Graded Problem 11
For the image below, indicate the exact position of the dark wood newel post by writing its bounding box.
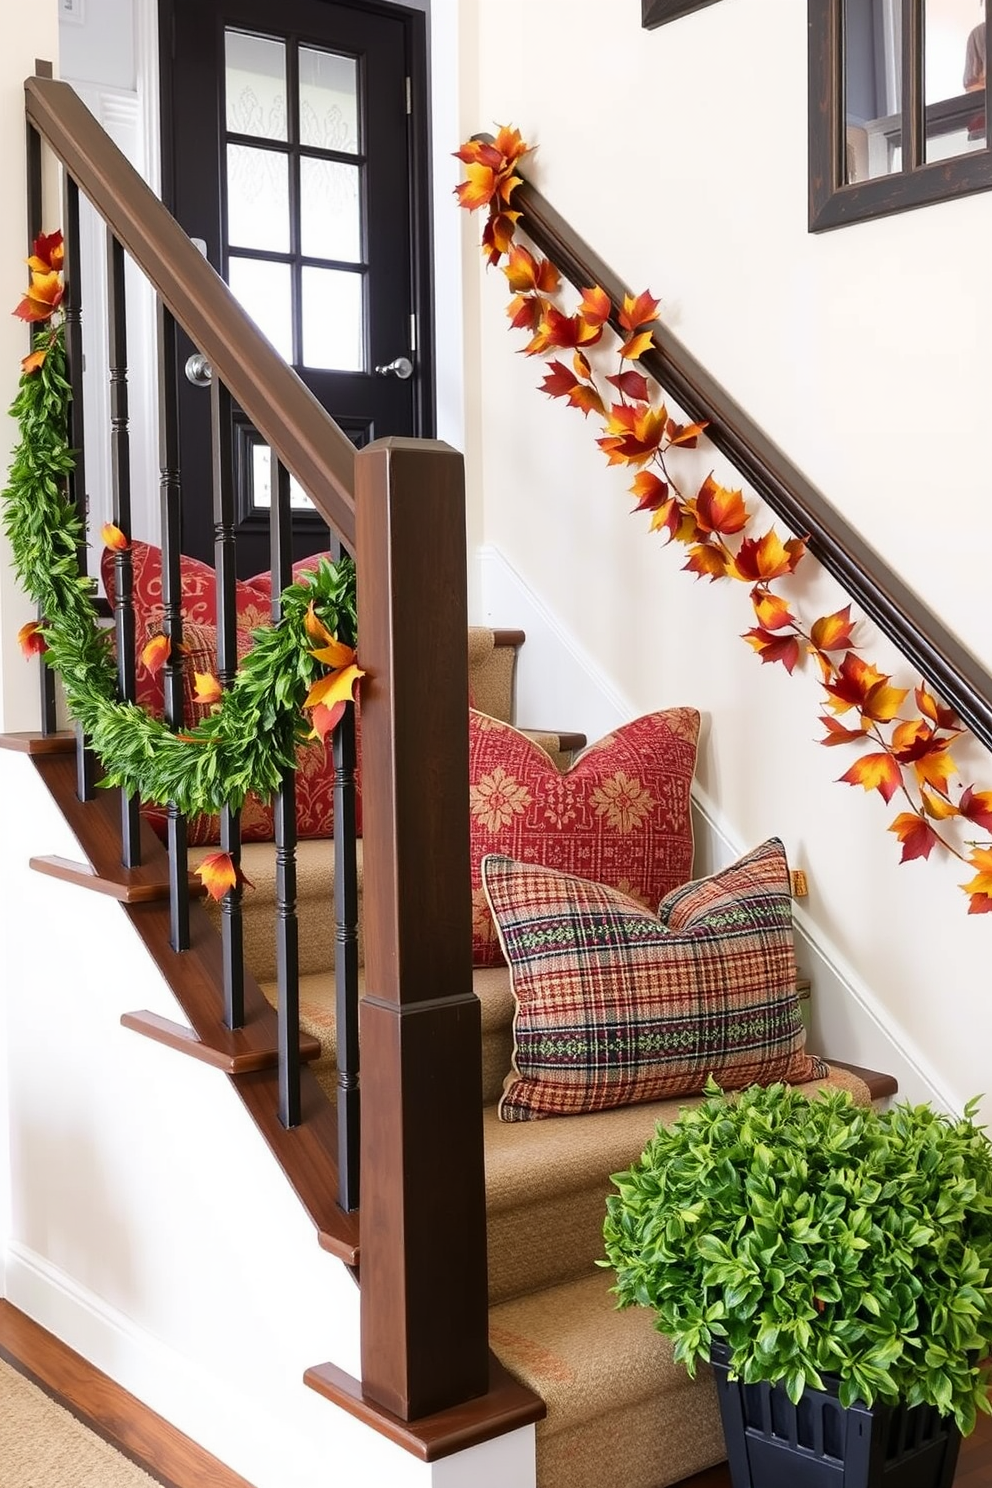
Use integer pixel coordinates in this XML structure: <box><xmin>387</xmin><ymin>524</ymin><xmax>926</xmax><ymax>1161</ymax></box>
<box><xmin>355</xmin><ymin>438</ymin><xmax>490</xmax><ymax>1422</ymax></box>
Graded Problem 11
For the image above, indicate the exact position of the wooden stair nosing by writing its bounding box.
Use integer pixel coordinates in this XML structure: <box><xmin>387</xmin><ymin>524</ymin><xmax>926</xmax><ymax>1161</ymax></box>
<box><xmin>827</xmin><ymin>1059</ymin><xmax>898</xmax><ymax>1101</ymax></box>
<box><xmin>0</xmin><ymin>730</ymin><xmax>76</xmax><ymax>755</ymax></box>
<box><xmin>27</xmin><ymin>751</ymin><xmax>358</xmax><ymax>1264</ymax></box>
<box><xmin>489</xmin><ymin>628</ymin><xmax>526</xmax><ymax>648</ymax></box>
<box><xmin>303</xmin><ymin>1351</ymin><xmax>545</xmax><ymax>1463</ymax></box>
<box><xmin>120</xmin><ymin>1009</ymin><xmax>320</xmax><ymax>1074</ymax></box>
<box><xmin>30</xmin><ymin>852</ymin><xmax>173</xmax><ymax>903</ymax></box>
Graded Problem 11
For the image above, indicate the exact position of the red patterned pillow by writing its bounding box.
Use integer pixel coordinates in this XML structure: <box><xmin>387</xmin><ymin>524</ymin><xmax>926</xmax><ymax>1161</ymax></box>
<box><xmin>137</xmin><ymin>619</ymin><xmax>360</xmax><ymax>845</ymax></box>
<box><xmin>468</xmin><ymin>708</ymin><xmax>699</xmax><ymax>966</ymax></box>
<box><xmin>483</xmin><ymin>838</ymin><xmax>827</xmax><ymax>1121</ymax></box>
<box><xmin>101</xmin><ymin>541</ymin><xmax>271</xmax><ymax>720</ymax></box>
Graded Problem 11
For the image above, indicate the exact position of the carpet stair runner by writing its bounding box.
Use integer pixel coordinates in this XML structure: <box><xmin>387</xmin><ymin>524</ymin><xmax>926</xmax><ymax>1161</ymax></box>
<box><xmin>190</xmin><ymin>626</ymin><xmax>875</xmax><ymax>1488</ymax></box>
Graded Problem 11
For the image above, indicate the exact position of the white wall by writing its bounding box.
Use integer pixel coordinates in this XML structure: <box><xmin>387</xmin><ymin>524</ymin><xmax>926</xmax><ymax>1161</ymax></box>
<box><xmin>464</xmin><ymin>0</ymin><xmax>992</xmax><ymax>1123</ymax></box>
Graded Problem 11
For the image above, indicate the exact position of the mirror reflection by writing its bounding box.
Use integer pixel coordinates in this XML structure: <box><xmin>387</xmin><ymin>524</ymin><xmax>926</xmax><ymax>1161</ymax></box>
<box><xmin>844</xmin><ymin>0</ymin><xmax>987</xmax><ymax>181</ymax></box>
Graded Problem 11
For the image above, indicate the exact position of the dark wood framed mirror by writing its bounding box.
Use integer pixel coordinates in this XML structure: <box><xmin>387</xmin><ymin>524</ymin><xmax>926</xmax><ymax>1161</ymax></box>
<box><xmin>809</xmin><ymin>0</ymin><xmax>992</xmax><ymax>230</ymax></box>
<box><xmin>642</xmin><ymin>0</ymin><xmax>722</xmax><ymax>28</ymax></box>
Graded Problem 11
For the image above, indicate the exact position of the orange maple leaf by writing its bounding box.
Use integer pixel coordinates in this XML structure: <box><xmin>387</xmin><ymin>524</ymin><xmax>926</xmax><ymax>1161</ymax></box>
<box><xmin>665</xmin><ymin>418</ymin><xmax>708</xmax><ymax>448</ymax></box>
<box><xmin>823</xmin><ymin>653</ymin><xmax>908</xmax><ymax>723</ymax></box>
<box><xmin>579</xmin><ymin>286</ymin><xmax>611</xmax><ymax>328</ymax></box>
<box><xmin>915</xmin><ymin>684</ymin><xmax>959</xmax><ymax>732</ymax></box>
<box><xmin>526</xmin><ymin>306</ymin><xmax>603</xmax><ymax>356</ymax></box>
<box><xmin>727</xmin><ymin>530</ymin><xmax>806</xmax><ymax>584</ymax></box>
<box><xmin>961</xmin><ymin>847</ymin><xmax>992</xmax><ymax>914</ymax></box>
<box><xmin>838</xmin><ymin>751</ymin><xmax>903</xmax><ymax>804</ymax></box>
<box><xmin>619</xmin><ymin>329</ymin><xmax>655</xmax><ymax>363</ymax></box>
<box><xmin>567</xmin><ymin>384</ymin><xmax>605</xmax><ymax>418</ymax></box>
<box><xmin>193</xmin><ymin>672</ymin><xmax>223</xmax><ymax>706</ymax></box>
<box><xmin>13</xmin><ymin>269</ymin><xmax>64</xmax><ymax>323</ymax></box>
<box><xmin>194</xmin><ymin>851</ymin><xmax>238</xmax><ymax>902</ymax></box>
<box><xmin>959</xmin><ymin>786</ymin><xmax>992</xmax><ymax>832</ymax></box>
<box><xmin>141</xmin><ymin>633</ymin><xmax>171</xmax><ymax>677</ymax></box>
<box><xmin>750</xmin><ymin>587</ymin><xmax>795</xmax><ymax>632</ymax></box>
<box><xmin>504</xmin><ymin>244</ymin><xmax>559</xmax><ymax>295</ymax></box>
<box><xmin>304</xmin><ymin>662</ymin><xmax>365</xmax><ymax>712</ymax></box>
<box><xmin>920</xmin><ymin>786</ymin><xmax>960</xmax><ymax>821</ymax></box>
<box><xmin>482</xmin><ymin>208</ymin><xmax>521</xmax><ymax>265</ymax></box>
<box><xmin>26</xmin><ymin>230</ymin><xmax>64</xmax><ymax>274</ymax></box>
<box><xmin>743</xmin><ymin>628</ymin><xmax>800</xmax><ymax>673</ymax></box>
<box><xmin>308</xmin><ymin>700</ymin><xmax>347</xmax><ymax>742</ymax></box>
<box><xmin>101</xmin><ymin>522</ymin><xmax>129</xmax><ymax>552</ymax></box>
<box><xmin>891</xmin><ymin>719</ymin><xmax>958</xmax><ymax>795</ymax></box>
<box><xmin>691</xmin><ymin>474</ymin><xmax>748</xmax><ymax>537</ymax></box>
<box><xmin>596</xmin><ymin>402</ymin><xmax>666</xmax><ymax>467</ymax></box>
<box><xmin>17</xmin><ymin>620</ymin><xmax>47</xmax><ymax>657</ymax></box>
<box><xmin>21</xmin><ymin>346</ymin><xmax>48</xmax><ymax>375</ymax></box>
<box><xmin>888</xmin><ymin>813</ymin><xmax>940</xmax><ymax>863</ymax></box>
<box><xmin>684</xmin><ymin>543</ymin><xmax>729</xmax><ymax>582</ymax></box>
<box><xmin>818</xmin><ymin>715</ymin><xmax>869</xmax><ymax>747</ymax></box>
<box><xmin>619</xmin><ymin>290</ymin><xmax>660</xmax><ymax>332</ymax></box>
<box><xmin>810</xmin><ymin>606</ymin><xmax>855</xmax><ymax>655</ymax></box>
<box><xmin>507</xmin><ymin>294</ymin><xmax>542</xmax><ymax>332</ymax></box>
<box><xmin>630</xmin><ymin>472</ymin><xmax>670</xmax><ymax>513</ymax></box>
<box><xmin>606</xmin><ymin>369</ymin><xmax>649</xmax><ymax>402</ymax></box>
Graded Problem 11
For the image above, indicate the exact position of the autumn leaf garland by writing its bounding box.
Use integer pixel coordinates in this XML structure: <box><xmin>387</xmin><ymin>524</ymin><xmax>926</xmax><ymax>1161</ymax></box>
<box><xmin>456</xmin><ymin>129</ymin><xmax>992</xmax><ymax>915</ymax></box>
<box><xmin>5</xmin><ymin>231</ymin><xmax>363</xmax><ymax>897</ymax></box>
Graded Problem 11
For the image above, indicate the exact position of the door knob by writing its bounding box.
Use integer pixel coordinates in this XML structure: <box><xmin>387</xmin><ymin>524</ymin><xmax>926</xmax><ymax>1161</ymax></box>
<box><xmin>184</xmin><ymin>353</ymin><xmax>213</xmax><ymax>387</ymax></box>
<box><xmin>374</xmin><ymin>355</ymin><xmax>414</xmax><ymax>380</ymax></box>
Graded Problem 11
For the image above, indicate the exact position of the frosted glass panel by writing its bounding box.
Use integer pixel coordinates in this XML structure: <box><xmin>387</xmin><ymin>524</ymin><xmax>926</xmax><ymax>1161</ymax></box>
<box><xmin>252</xmin><ymin>445</ymin><xmax>314</xmax><ymax>510</ymax></box>
<box><xmin>227</xmin><ymin>144</ymin><xmax>289</xmax><ymax>252</ymax></box>
<box><xmin>228</xmin><ymin>257</ymin><xmax>293</xmax><ymax>363</ymax></box>
<box><xmin>225</xmin><ymin>31</ymin><xmax>287</xmax><ymax>141</ymax></box>
<box><xmin>300</xmin><ymin>158</ymin><xmax>361</xmax><ymax>262</ymax></box>
<box><xmin>299</xmin><ymin>47</ymin><xmax>359</xmax><ymax>153</ymax></box>
<box><xmin>302</xmin><ymin>267</ymin><xmax>363</xmax><ymax>370</ymax></box>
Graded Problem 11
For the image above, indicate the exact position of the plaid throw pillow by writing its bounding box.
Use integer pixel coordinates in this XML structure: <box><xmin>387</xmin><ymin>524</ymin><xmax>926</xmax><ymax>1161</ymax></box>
<box><xmin>469</xmin><ymin>708</ymin><xmax>699</xmax><ymax>966</ymax></box>
<box><xmin>483</xmin><ymin>838</ymin><xmax>827</xmax><ymax>1122</ymax></box>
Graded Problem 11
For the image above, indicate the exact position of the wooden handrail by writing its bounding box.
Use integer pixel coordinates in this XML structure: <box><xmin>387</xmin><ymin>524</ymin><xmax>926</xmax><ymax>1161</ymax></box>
<box><xmin>505</xmin><ymin>163</ymin><xmax>992</xmax><ymax>755</ymax></box>
<box><xmin>25</xmin><ymin>74</ymin><xmax>356</xmax><ymax>545</ymax></box>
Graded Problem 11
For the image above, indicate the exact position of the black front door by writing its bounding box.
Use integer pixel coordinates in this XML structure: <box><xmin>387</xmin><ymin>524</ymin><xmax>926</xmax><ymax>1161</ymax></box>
<box><xmin>160</xmin><ymin>0</ymin><xmax>433</xmax><ymax>574</ymax></box>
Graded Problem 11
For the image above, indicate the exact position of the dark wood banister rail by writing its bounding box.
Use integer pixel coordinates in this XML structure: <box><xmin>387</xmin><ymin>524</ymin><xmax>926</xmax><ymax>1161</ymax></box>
<box><xmin>25</xmin><ymin>75</ymin><xmax>357</xmax><ymax>543</ymax></box>
<box><xmin>506</xmin><ymin>162</ymin><xmax>992</xmax><ymax>756</ymax></box>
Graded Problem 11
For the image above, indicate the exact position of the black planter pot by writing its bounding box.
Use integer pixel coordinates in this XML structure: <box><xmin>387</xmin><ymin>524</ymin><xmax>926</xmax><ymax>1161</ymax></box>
<box><xmin>710</xmin><ymin>1343</ymin><xmax>962</xmax><ymax>1488</ymax></box>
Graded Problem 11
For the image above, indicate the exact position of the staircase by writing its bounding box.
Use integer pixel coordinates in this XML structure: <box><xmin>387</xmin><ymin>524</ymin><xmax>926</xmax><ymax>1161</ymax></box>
<box><xmin>185</xmin><ymin>627</ymin><xmax>880</xmax><ymax>1488</ymax></box>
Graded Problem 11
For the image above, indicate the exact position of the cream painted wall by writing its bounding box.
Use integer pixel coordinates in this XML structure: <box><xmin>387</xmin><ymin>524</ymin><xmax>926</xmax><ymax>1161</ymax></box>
<box><xmin>465</xmin><ymin>0</ymin><xmax>992</xmax><ymax>1121</ymax></box>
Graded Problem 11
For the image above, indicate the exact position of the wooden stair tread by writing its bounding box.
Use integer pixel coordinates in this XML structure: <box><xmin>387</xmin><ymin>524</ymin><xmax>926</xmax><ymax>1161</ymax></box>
<box><xmin>0</xmin><ymin>730</ymin><xmax>76</xmax><ymax>755</ymax></box>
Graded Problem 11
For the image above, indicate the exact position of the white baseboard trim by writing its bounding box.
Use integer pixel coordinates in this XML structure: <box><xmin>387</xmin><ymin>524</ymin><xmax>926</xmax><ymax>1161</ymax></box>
<box><xmin>2</xmin><ymin>1242</ymin><xmax>345</xmax><ymax>1488</ymax></box>
<box><xmin>475</xmin><ymin>543</ymin><xmax>957</xmax><ymax>1116</ymax></box>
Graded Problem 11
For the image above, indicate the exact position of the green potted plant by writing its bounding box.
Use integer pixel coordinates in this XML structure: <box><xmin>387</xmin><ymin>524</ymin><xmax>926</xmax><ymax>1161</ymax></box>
<box><xmin>603</xmin><ymin>1080</ymin><xmax>992</xmax><ymax>1488</ymax></box>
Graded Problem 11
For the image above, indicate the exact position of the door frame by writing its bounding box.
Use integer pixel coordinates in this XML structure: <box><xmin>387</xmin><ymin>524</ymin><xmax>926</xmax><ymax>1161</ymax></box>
<box><xmin>156</xmin><ymin>0</ymin><xmax>437</xmax><ymax>446</ymax></box>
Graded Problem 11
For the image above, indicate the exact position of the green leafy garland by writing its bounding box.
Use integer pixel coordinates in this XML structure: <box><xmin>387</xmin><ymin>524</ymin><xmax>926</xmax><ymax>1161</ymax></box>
<box><xmin>4</xmin><ymin>318</ymin><xmax>357</xmax><ymax>819</ymax></box>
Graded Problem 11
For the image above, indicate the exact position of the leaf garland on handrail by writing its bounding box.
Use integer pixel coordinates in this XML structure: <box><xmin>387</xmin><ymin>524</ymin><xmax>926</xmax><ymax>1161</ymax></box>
<box><xmin>4</xmin><ymin>232</ymin><xmax>362</xmax><ymax>871</ymax></box>
<box><xmin>456</xmin><ymin>128</ymin><xmax>992</xmax><ymax>915</ymax></box>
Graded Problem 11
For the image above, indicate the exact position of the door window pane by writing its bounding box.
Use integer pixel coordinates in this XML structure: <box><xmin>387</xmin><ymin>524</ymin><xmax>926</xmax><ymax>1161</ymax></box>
<box><xmin>299</xmin><ymin>47</ymin><xmax>359</xmax><ymax>153</ymax></box>
<box><xmin>302</xmin><ymin>266</ymin><xmax>364</xmax><ymax>370</ymax></box>
<box><xmin>300</xmin><ymin>158</ymin><xmax>362</xmax><ymax>262</ymax></box>
<box><xmin>226</xmin><ymin>144</ymin><xmax>290</xmax><ymax>253</ymax></box>
<box><xmin>251</xmin><ymin>444</ymin><xmax>314</xmax><ymax>510</ymax></box>
<box><xmin>925</xmin><ymin>0</ymin><xmax>986</xmax><ymax>161</ymax></box>
<box><xmin>229</xmin><ymin>257</ymin><xmax>293</xmax><ymax>363</ymax></box>
<box><xmin>225</xmin><ymin>31</ymin><xmax>288</xmax><ymax>141</ymax></box>
<box><xmin>845</xmin><ymin>0</ymin><xmax>903</xmax><ymax>181</ymax></box>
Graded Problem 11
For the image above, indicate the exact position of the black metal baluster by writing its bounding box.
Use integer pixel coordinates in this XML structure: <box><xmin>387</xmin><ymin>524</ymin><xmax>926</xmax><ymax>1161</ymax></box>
<box><xmin>211</xmin><ymin>378</ymin><xmax>244</xmax><ymax>1029</ymax></box>
<box><xmin>107</xmin><ymin>232</ymin><xmax>140</xmax><ymax>867</ymax></box>
<box><xmin>271</xmin><ymin>455</ymin><xmax>300</xmax><ymax>1127</ymax></box>
<box><xmin>158</xmin><ymin>306</ymin><xmax>189</xmax><ymax>952</ymax></box>
<box><xmin>62</xmin><ymin>175</ymin><xmax>95</xmax><ymax>800</ymax></box>
<box><xmin>25</xmin><ymin>114</ymin><xmax>57</xmax><ymax>736</ymax></box>
<box><xmin>334</xmin><ymin>702</ymin><xmax>360</xmax><ymax>1210</ymax></box>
